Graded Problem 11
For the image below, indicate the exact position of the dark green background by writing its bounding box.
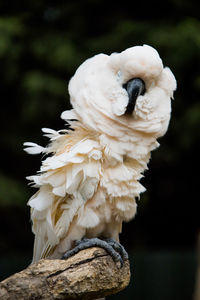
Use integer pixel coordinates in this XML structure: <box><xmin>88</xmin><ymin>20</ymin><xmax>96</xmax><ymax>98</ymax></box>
<box><xmin>0</xmin><ymin>1</ymin><xmax>199</xmax><ymax>299</ymax></box>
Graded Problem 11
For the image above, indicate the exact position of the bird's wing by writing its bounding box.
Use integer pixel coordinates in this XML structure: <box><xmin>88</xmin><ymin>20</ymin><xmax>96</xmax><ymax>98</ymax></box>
<box><xmin>25</xmin><ymin>123</ymin><xmax>102</xmax><ymax>262</ymax></box>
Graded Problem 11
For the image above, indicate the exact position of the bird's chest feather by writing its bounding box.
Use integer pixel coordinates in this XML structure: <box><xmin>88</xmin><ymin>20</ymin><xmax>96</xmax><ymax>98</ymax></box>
<box><xmin>99</xmin><ymin>134</ymin><xmax>148</xmax><ymax>199</ymax></box>
<box><xmin>87</xmin><ymin>136</ymin><xmax>148</xmax><ymax>226</ymax></box>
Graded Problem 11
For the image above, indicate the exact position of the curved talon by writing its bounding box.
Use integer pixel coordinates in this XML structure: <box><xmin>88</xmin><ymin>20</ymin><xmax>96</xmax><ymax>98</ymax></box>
<box><xmin>62</xmin><ymin>237</ymin><xmax>127</xmax><ymax>267</ymax></box>
<box><xmin>104</xmin><ymin>238</ymin><xmax>129</xmax><ymax>260</ymax></box>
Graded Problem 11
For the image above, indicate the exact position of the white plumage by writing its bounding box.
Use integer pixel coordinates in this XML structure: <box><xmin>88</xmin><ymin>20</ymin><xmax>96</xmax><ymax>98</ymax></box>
<box><xmin>24</xmin><ymin>45</ymin><xmax>176</xmax><ymax>263</ymax></box>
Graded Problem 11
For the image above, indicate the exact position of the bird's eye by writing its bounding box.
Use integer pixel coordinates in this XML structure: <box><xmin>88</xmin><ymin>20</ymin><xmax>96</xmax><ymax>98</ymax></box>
<box><xmin>123</xmin><ymin>78</ymin><xmax>145</xmax><ymax>114</ymax></box>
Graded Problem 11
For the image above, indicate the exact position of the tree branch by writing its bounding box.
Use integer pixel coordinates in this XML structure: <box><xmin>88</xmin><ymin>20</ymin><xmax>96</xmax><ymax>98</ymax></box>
<box><xmin>0</xmin><ymin>247</ymin><xmax>130</xmax><ymax>300</ymax></box>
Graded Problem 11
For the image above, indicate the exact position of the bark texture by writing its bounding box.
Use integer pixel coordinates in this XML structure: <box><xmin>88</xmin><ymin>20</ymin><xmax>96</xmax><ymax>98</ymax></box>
<box><xmin>0</xmin><ymin>247</ymin><xmax>131</xmax><ymax>300</ymax></box>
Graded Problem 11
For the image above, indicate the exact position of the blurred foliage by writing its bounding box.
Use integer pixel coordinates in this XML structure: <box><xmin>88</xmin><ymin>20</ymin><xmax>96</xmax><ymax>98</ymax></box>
<box><xmin>0</xmin><ymin>0</ymin><xmax>199</xmax><ymax>249</ymax></box>
<box><xmin>0</xmin><ymin>172</ymin><xmax>29</xmax><ymax>207</ymax></box>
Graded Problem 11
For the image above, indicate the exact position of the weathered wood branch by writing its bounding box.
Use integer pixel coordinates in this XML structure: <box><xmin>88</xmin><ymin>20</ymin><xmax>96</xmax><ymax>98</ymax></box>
<box><xmin>0</xmin><ymin>247</ymin><xmax>131</xmax><ymax>300</ymax></box>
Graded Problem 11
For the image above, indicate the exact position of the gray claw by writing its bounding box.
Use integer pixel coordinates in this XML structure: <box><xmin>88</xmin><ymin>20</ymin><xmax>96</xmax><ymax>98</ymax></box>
<box><xmin>62</xmin><ymin>237</ymin><xmax>127</xmax><ymax>268</ymax></box>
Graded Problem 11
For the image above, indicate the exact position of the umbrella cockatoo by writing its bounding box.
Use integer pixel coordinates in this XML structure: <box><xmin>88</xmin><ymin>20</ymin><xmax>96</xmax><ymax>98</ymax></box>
<box><xmin>24</xmin><ymin>45</ymin><xmax>176</xmax><ymax>264</ymax></box>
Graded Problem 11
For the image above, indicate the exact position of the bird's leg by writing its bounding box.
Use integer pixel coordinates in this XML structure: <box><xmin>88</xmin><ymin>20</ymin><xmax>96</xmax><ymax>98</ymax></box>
<box><xmin>62</xmin><ymin>237</ymin><xmax>128</xmax><ymax>267</ymax></box>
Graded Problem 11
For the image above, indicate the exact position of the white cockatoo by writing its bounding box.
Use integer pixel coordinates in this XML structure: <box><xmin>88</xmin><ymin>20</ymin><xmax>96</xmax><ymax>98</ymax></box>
<box><xmin>24</xmin><ymin>45</ymin><xmax>176</xmax><ymax>264</ymax></box>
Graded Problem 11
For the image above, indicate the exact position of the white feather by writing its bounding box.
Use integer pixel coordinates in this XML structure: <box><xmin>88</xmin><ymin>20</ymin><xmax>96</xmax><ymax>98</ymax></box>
<box><xmin>24</xmin><ymin>142</ymin><xmax>45</xmax><ymax>155</ymax></box>
<box><xmin>61</xmin><ymin>109</ymin><xmax>78</xmax><ymax>121</ymax></box>
<box><xmin>42</xmin><ymin>128</ymin><xmax>60</xmax><ymax>140</ymax></box>
<box><xmin>28</xmin><ymin>185</ymin><xmax>53</xmax><ymax>211</ymax></box>
<box><xmin>78</xmin><ymin>207</ymin><xmax>100</xmax><ymax>228</ymax></box>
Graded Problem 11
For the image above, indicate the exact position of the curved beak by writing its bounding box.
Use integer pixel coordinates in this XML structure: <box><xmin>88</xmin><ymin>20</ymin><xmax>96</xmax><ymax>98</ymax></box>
<box><xmin>124</xmin><ymin>78</ymin><xmax>145</xmax><ymax>114</ymax></box>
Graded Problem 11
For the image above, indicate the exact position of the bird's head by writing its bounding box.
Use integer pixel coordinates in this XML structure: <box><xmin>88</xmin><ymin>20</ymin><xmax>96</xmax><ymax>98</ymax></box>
<box><xmin>66</xmin><ymin>45</ymin><xmax>176</xmax><ymax>139</ymax></box>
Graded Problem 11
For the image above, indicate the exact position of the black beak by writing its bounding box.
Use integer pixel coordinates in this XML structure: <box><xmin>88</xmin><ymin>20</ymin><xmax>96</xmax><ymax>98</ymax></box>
<box><xmin>123</xmin><ymin>78</ymin><xmax>145</xmax><ymax>114</ymax></box>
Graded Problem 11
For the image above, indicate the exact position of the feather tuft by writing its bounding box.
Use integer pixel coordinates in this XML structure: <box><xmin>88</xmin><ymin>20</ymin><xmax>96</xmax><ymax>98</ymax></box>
<box><xmin>24</xmin><ymin>142</ymin><xmax>46</xmax><ymax>155</ymax></box>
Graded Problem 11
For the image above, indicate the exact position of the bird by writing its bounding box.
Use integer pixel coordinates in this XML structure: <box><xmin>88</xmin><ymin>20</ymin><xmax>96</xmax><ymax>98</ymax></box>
<box><xmin>24</xmin><ymin>44</ymin><xmax>176</xmax><ymax>264</ymax></box>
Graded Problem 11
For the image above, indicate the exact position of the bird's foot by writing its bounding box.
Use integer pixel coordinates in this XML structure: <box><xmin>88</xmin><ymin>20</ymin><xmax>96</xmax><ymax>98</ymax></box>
<box><xmin>62</xmin><ymin>237</ymin><xmax>128</xmax><ymax>267</ymax></box>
